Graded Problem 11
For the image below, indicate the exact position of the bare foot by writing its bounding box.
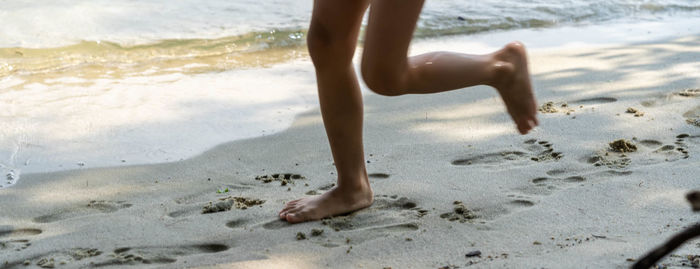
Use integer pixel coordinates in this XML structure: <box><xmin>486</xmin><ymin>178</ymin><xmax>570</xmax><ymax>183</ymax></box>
<box><xmin>489</xmin><ymin>41</ymin><xmax>538</xmax><ymax>134</ymax></box>
<box><xmin>278</xmin><ymin>183</ymin><xmax>374</xmax><ymax>223</ymax></box>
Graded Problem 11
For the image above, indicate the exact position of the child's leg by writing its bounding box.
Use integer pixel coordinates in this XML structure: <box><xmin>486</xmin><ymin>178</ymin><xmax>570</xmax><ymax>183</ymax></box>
<box><xmin>280</xmin><ymin>0</ymin><xmax>539</xmax><ymax>224</ymax></box>
<box><xmin>278</xmin><ymin>0</ymin><xmax>373</xmax><ymax>223</ymax></box>
<box><xmin>361</xmin><ymin>0</ymin><xmax>538</xmax><ymax>134</ymax></box>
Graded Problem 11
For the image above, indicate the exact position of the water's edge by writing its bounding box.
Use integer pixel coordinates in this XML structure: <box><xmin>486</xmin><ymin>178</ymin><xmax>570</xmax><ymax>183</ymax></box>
<box><xmin>1</xmin><ymin>16</ymin><xmax>699</xmax><ymax>188</ymax></box>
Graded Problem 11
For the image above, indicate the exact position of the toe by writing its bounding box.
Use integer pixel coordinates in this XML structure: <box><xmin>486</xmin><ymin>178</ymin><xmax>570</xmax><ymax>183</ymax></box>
<box><xmin>529</xmin><ymin>118</ymin><xmax>538</xmax><ymax>129</ymax></box>
<box><xmin>285</xmin><ymin>206</ymin><xmax>304</xmax><ymax>216</ymax></box>
<box><xmin>280</xmin><ymin>206</ymin><xmax>303</xmax><ymax>219</ymax></box>
<box><xmin>286</xmin><ymin>211</ymin><xmax>310</xmax><ymax>223</ymax></box>
<box><xmin>279</xmin><ymin>208</ymin><xmax>291</xmax><ymax>219</ymax></box>
<box><xmin>279</xmin><ymin>204</ymin><xmax>299</xmax><ymax>218</ymax></box>
<box><xmin>516</xmin><ymin>119</ymin><xmax>531</xmax><ymax>134</ymax></box>
<box><xmin>279</xmin><ymin>209</ymin><xmax>289</xmax><ymax>219</ymax></box>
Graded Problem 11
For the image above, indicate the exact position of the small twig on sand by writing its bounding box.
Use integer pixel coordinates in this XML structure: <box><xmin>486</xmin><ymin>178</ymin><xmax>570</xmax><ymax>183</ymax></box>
<box><xmin>632</xmin><ymin>191</ymin><xmax>700</xmax><ymax>269</ymax></box>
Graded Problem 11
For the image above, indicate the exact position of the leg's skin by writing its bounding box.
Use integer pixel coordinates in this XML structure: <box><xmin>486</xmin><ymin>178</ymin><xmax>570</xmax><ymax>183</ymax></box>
<box><xmin>281</xmin><ymin>0</ymin><xmax>539</xmax><ymax>224</ymax></box>
<box><xmin>361</xmin><ymin>0</ymin><xmax>538</xmax><ymax>134</ymax></box>
<box><xmin>278</xmin><ymin>0</ymin><xmax>373</xmax><ymax>223</ymax></box>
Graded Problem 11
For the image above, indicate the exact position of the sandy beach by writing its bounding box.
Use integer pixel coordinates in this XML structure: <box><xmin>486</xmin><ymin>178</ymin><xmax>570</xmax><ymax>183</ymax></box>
<box><xmin>1</xmin><ymin>35</ymin><xmax>699</xmax><ymax>268</ymax></box>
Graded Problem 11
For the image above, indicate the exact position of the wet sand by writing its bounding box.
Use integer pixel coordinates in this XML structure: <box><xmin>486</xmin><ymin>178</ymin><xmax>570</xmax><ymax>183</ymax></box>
<box><xmin>1</xmin><ymin>36</ymin><xmax>699</xmax><ymax>268</ymax></box>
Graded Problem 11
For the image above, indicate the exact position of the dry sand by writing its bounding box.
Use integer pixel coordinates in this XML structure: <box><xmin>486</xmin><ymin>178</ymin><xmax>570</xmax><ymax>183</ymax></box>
<box><xmin>1</xmin><ymin>36</ymin><xmax>699</xmax><ymax>269</ymax></box>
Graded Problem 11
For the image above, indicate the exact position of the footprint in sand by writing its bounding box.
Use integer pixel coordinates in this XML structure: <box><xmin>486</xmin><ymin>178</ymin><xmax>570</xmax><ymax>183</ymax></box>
<box><xmin>368</xmin><ymin>173</ymin><xmax>390</xmax><ymax>179</ymax></box>
<box><xmin>167</xmin><ymin>205</ymin><xmax>204</xmax><ymax>218</ymax></box>
<box><xmin>168</xmin><ymin>196</ymin><xmax>265</xmax><ymax>218</ymax></box>
<box><xmin>675</xmin><ymin>88</ymin><xmax>700</xmax><ymax>98</ymax></box>
<box><xmin>225</xmin><ymin>218</ymin><xmax>251</xmax><ymax>229</ymax></box>
<box><xmin>570</xmin><ymin>97</ymin><xmax>618</xmax><ymax>105</ymax></box>
<box><xmin>0</xmin><ymin>228</ymin><xmax>42</xmax><ymax>238</ymax></box>
<box><xmin>584</xmin><ymin>137</ymin><xmax>690</xmax><ymax>169</ymax></box>
<box><xmin>641</xmin><ymin>88</ymin><xmax>699</xmax><ymax>108</ymax></box>
<box><xmin>0</xmin><ymin>239</ymin><xmax>31</xmax><ymax>253</ymax></box>
<box><xmin>90</xmin><ymin>244</ymin><xmax>228</xmax><ymax>267</ymax></box>
<box><xmin>481</xmin><ymin>169</ymin><xmax>634</xmax><ymax>222</ymax></box>
<box><xmin>32</xmin><ymin>201</ymin><xmax>132</xmax><ymax>223</ymax></box>
<box><xmin>261</xmin><ymin>195</ymin><xmax>426</xmax><ymax>247</ymax></box>
<box><xmin>0</xmin><ymin>227</ymin><xmax>42</xmax><ymax>254</ymax></box>
<box><xmin>676</xmin><ymin>133</ymin><xmax>700</xmax><ymax>146</ymax></box>
<box><xmin>173</xmin><ymin>184</ymin><xmax>254</xmax><ymax>205</ymax></box>
<box><xmin>683</xmin><ymin>106</ymin><xmax>700</xmax><ymax>127</ymax></box>
<box><xmin>672</xmin><ymin>133</ymin><xmax>699</xmax><ymax>159</ymax></box>
<box><xmin>438</xmin><ymin>196</ymin><xmax>539</xmax><ymax>224</ymax></box>
<box><xmin>3</xmin><ymin>248</ymin><xmax>102</xmax><ymax>269</ymax></box>
<box><xmin>504</xmin><ymin>195</ymin><xmax>539</xmax><ymax>216</ymax></box>
<box><xmin>538</xmin><ymin>97</ymin><xmax>617</xmax><ymax>115</ymax></box>
<box><xmin>319</xmin><ymin>195</ymin><xmax>425</xmax><ymax>231</ymax></box>
<box><xmin>516</xmin><ymin>170</ymin><xmax>632</xmax><ymax>197</ymax></box>
<box><xmin>505</xmin><ymin>195</ymin><xmax>537</xmax><ymax>209</ymax></box>
<box><xmin>262</xmin><ymin>195</ymin><xmax>425</xmax><ymax>232</ymax></box>
<box><xmin>169</xmin><ymin>185</ymin><xmax>260</xmax><ymax>218</ymax></box>
<box><xmin>254</xmin><ymin>173</ymin><xmax>306</xmax><ymax>186</ymax></box>
<box><xmin>452</xmin><ymin>139</ymin><xmax>563</xmax><ymax>167</ymax></box>
<box><xmin>439</xmin><ymin>200</ymin><xmax>479</xmax><ymax>223</ymax></box>
<box><xmin>519</xmin><ymin>175</ymin><xmax>587</xmax><ymax>196</ymax></box>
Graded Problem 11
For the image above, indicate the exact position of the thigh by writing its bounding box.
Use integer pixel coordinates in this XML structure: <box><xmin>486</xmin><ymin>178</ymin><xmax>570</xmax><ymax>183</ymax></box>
<box><xmin>362</xmin><ymin>0</ymin><xmax>424</xmax><ymax>68</ymax></box>
<box><xmin>308</xmin><ymin>0</ymin><xmax>370</xmax><ymax>50</ymax></box>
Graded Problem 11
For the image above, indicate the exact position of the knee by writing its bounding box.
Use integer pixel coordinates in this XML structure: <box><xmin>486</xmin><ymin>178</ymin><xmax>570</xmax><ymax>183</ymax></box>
<box><xmin>360</xmin><ymin>60</ymin><xmax>406</xmax><ymax>96</ymax></box>
<box><xmin>307</xmin><ymin>23</ymin><xmax>355</xmax><ymax>68</ymax></box>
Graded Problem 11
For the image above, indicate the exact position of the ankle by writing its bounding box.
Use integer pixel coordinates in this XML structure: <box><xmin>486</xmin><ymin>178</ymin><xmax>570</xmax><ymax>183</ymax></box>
<box><xmin>333</xmin><ymin>175</ymin><xmax>372</xmax><ymax>198</ymax></box>
<box><xmin>335</xmin><ymin>169</ymin><xmax>369</xmax><ymax>185</ymax></box>
<box><xmin>335</xmin><ymin>178</ymin><xmax>371</xmax><ymax>193</ymax></box>
<box><xmin>487</xmin><ymin>58</ymin><xmax>515</xmax><ymax>89</ymax></box>
<box><xmin>488</xmin><ymin>42</ymin><xmax>526</xmax><ymax>87</ymax></box>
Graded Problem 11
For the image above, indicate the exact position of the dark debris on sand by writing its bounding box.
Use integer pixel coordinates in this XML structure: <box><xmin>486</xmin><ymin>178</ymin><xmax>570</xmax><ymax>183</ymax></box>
<box><xmin>320</xmin><ymin>216</ymin><xmax>355</xmax><ymax>232</ymax></box>
<box><xmin>609</xmin><ymin>139</ymin><xmax>638</xmax><ymax>153</ymax></box>
<box><xmin>626</xmin><ymin>107</ymin><xmax>645</xmax><ymax>117</ymax></box>
<box><xmin>465</xmin><ymin>250</ymin><xmax>482</xmax><ymax>257</ymax></box>
<box><xmin>538</xmin><ymin>101</ymin><xmax>577</xmax><ymax>115</ymax></box>
<box><xmin>202</xmin><ymin>196</ymin><xmax>265</xmax><ymax>213</ymax></box>
<box><xmin>538</xmin><ymin>102</ymin><xmax>559</xmax><ymax>113</ymax></box>
<box><xmin>440</xmin><ymin>201</ymin><xmax>477</xmax><ymax>223</ymax></box>
<box><xmin>676</xmin><ymin>88</ymin><xmax>700</xmax><ymax>97</ymax></box>
<box><xmin>255</xmin><ymin>173</ymin><xmax>306</xmax><ymax>186</ymax></box>
<box><xmin>587</xmin><ymin>139</ymin><xmax>637</xmax><ymax>168</ymax></box>
<box><xmin>311</xmin><ymin>229</ymin><xmax>324</xmax><ymax>237</ymax></box>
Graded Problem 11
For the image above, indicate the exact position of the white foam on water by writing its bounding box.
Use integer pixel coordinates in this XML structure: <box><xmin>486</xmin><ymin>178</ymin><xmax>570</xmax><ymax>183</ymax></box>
<box><xmin>410</xmin><ymin>16</ymin><xmax>700</xmax><ymax>55</ymax></box>
<box><xmin>0</xmin><ymin>0</ymin><xmax>312</xmax><ymax>48</ymax></box>
<box><xmin>0</xmin><ymin>60</ymin><xmax>319</xmax><ymax>187</ymax></box>
<box><xmin>2</xmin><ymin>0</ymin><xmax>698</xmax><ymax>48</ymax></box>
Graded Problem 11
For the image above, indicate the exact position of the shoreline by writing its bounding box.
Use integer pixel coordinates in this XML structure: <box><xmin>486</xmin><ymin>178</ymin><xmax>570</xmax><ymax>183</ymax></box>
<box><xmin>3</xmin><ymin>16</ymin><xmax>700</xmax><ymax>187</ymax></box>
<box><xmin>1</xmin><ymin>34</ymin><xmax>699</xmax><ymax>268</ymax></box>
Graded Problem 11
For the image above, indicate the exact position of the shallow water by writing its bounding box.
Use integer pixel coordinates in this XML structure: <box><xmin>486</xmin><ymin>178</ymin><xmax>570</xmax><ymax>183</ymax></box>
<box><xmin>2</xmin><ymin>0</ymin><xmax>699</xmax><ymax>49</ymax></box>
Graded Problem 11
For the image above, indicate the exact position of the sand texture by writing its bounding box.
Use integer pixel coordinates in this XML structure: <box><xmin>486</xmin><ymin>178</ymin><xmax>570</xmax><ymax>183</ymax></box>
<box><xmin>1</xmin><ymin>36</ymin><xmax>699</xmax><ymax>269</ymax></box>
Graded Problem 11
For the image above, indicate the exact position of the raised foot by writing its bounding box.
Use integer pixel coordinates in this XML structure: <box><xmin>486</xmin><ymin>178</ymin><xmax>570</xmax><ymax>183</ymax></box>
<box><xmin>490</xmin><ymin>41</ymin><xmax>539</xmax><ymax>135</ymax></box>
<box><xmin>278</xmin><ymin>185</ymin><xmax>374</xmax><ymax>224</ymax></box>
